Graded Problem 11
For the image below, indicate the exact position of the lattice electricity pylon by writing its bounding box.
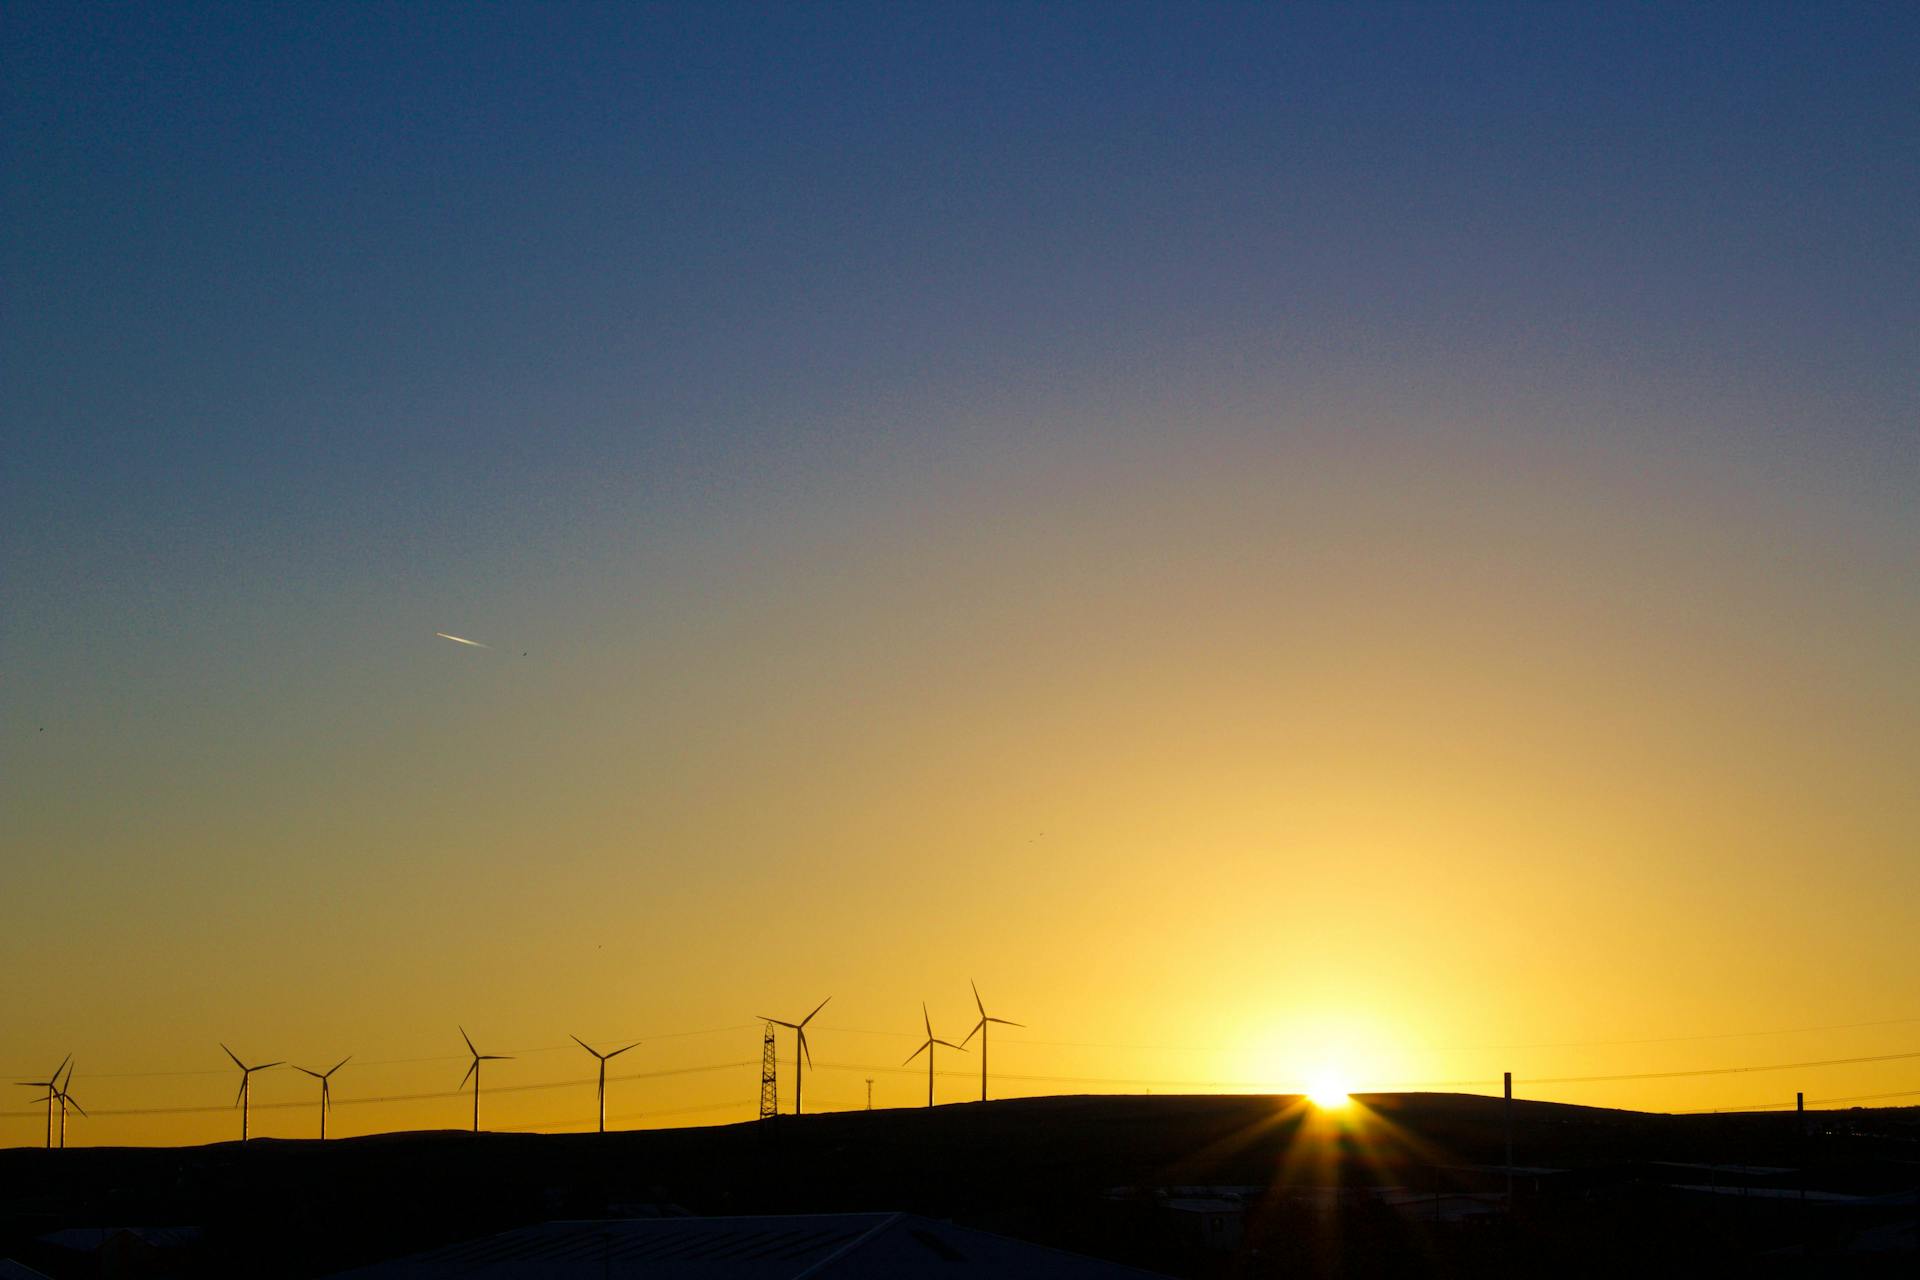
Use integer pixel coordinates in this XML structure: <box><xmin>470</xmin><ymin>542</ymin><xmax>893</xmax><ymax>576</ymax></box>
<box><xmin>758</xmin><ymin>1021</ymin><xmax>779</xmax><ymax>1121</ymax></box>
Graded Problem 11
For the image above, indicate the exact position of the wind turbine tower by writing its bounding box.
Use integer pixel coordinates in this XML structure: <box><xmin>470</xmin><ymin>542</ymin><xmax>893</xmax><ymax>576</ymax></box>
<box><xmin>16</xmin><ymin>1055</ymin><xmax>69</xmax><ymax>1149</ymax></box>
<box><xmin>905</xmin><ymin>1003</ymin><xmax>967</xmax><ymax>1108</ymax></box>
<box><xmin>52</xmin><ymin>1063</ymin><xmax>86</xmax><ymax>1149</ymax></box>
<box><xmin>223</xmin><ymin>1045</ymin><xmax>281</xmax><ymax>1142</ymax></box>
<box><xmin>571</xmin><ymin>1035</ymin><xmax>640</xmax><ymax>1133</ymax></box>
<box><xmin>24</xmin><ymin>1062</ymin><xmax>85</xmax><ymax>1149</ymax></box>
<box><xmin>960</xmin><ymin>980</ymin><xmax>1025</xmax><ymax>1102</ymax></box>
<box><xmin>292</xmin><ymin>1056</ymin><xmax>351</xmax><ymax>1140</ymax></box>
<box><xmin>459</xmin><ymin>1028</ymin><xmax>512</xmax><ymax>1133</ymax></box>
<box><xmin>757</xmin><ymin>997</ymin><xmax>828</xmax><ymax>1116</ymax></box>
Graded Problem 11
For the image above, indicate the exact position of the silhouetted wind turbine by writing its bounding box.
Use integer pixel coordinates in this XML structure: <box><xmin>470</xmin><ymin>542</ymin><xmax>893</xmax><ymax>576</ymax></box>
<box><xmin>959</xmin><ymin>980</ymin><xmax>1024</xmax><ymax>1102</ymax></box>
<box><xmin>49</xmin><ymin>1063</ymin><xmax>86</xmax><ymax>1149</ymax></box>
<box><xmin>459</xmin><ymin>1028</ymin><xmax>511</xmax><ymax>1133</ymax></box>
<box><xmin>223</xmin><ymin>1044</ymin><xmax>281</xmax><ymax>1142</ymax></box>
<box><xmin>571</xmin><ymin>1035</ymin><xmax>640</xmax><ymax>1133</ymax></box>
<box><xmin>904</xmin><ymin>1003</ymin><xmax>967</xmax><ymax>1108</ymax></box>
<box><xmin>292</xmin><ymin>1056</ymin><xmax>351</xmax><ymax>1140</ymax></box>
<box><xmin>16</xmin><ymin>1054</ymin><xmax>69</xmax><ymax>1149</ymax></box>
<box><xmin>756</xmin><ymin>997</ymin><xmax>828</xmax><ymax>1116</ymax></box>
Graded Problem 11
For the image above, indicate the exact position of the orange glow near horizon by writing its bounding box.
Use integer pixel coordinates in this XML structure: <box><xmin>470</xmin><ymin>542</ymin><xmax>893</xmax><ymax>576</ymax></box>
<box><xmin>1307</xmin><ymin>1077</ymin><xmax>1354</xmax><ymax>1111</ymax></box>
<box><xmin>5</xmin><ymin>441</ymin><xmax>1917</xmax><ymax>1147</ymax></box>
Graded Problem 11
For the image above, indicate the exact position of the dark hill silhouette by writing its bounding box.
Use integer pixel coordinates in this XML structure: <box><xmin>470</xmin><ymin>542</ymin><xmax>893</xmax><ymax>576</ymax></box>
<box><xmin>2</xmin><ymin>1094</ymin><xmax>1914</xmax><ymax>1276</ymax></box>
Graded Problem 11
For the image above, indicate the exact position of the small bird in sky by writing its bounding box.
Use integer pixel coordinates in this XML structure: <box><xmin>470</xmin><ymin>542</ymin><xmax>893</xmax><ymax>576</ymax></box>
<box><xmin>435</xmin><ymin>632</ymin><xmax>491</xmax><ymax>650</ymax></box>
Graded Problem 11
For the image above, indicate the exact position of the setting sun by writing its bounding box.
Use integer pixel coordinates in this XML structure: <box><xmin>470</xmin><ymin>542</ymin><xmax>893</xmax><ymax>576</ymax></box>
<box><xmin>1306</xmin><ymin>1074</ymin><xmax>1353</xmax><ymax>1109</ymax></box>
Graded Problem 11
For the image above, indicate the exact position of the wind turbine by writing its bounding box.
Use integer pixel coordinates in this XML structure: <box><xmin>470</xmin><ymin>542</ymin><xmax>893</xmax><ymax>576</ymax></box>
<box><xmin>50</xmin><ymin>1063</ymin><xmax>86</xmax><ymax>1149</ymax></box>
<box><xmin>756</xmin><ymin>997</ymin><xmax>828</xmax><ymax>1116</ymax></box>
<box><xmin>292</xmin><ymin>1056</ymin><xmax>351</xmax><ymax>1140</ymax></box>
<box><xmin>16</xmin><ymin>1054</ymin><xmax>70</xmax><ymax>1149</ymax></box>
<box><xmin>570</xmin><ymin>1035</ymin><xmax>640</xmax><ymax>1133</ymax></box>
<box><xmin>904</xmin><ymin>1002</ymin><xmax>967</xmax><ymax>1108</ymax></box>
<box><xmin>959</xmin><ymin>980</ymin><xmax>1025</xmax><ymax>1102</ymax></box>
<box><xmin>459</xmin><ymin>1028</ymin><xmax>511</xmax><ymax>1133</ymax></box>
<box><xmin>222</xmin><ymin>1044</ymin><xmax>281</xmax><ymax>1142</ymax></box>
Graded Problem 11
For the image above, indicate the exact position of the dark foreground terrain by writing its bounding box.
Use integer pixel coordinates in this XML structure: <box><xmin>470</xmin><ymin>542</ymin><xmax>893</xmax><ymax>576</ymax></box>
<box><xmin>2</xmin><ymin>1094</ymin><xmax>1915</xmax><ymax>1277</ymax></box>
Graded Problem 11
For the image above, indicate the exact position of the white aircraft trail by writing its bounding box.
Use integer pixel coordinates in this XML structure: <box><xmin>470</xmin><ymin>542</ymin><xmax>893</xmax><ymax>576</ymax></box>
<box><xmin>435</xmin><ymin>632</ymin><xmax>491</xmax><ymax>649</ymax></box>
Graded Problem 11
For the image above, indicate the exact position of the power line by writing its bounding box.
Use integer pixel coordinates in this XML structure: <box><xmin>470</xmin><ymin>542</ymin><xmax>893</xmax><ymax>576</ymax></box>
<box><xmin>1</xmin><ymin>1023</ymin><xmax>758</xmax><ymax>1082</ymax></box>
<box><xmin>14</xmin><ymin>1013</ymin><xmax>1919</xmax><ymax>1084</ymax></box>
<box><xmin>814</xmin><ymin>1013</ymin><xmax>1920</xmax><ymax>1056</ymax></box>
<box><xmin>1674</xmin><ymin>1086</ymin><xmax>1920</xmax><ymax>1113</ymax></box>
<box><xmin>1426</xmin><ymin>1015</ymin><xmax>1920</xmax><ymax>1054</ymax></box>
<box><xmin>493</xmin><ymin>1099</ymin><xmax>754</xmax><ymax>1132</ymax></box>
<box><xmin>1483</xmin><ymin>1048</ymin><xmax>1920</xmax><ymax>1089</ymax></box>
<box><xmin>801</xmin><ymin>1047</ymin><xmax>1920</xmax><ymax>1095</ymax></box>
<box><xmin>0</xmin><ymin>1061</ymin><xmax>756</xmax><ymax>1121</ymax></box>
<box><xmin>11</xmin><ymin>1047</ymin><xmax>1917</xmax><ymax>1121</ymax></box>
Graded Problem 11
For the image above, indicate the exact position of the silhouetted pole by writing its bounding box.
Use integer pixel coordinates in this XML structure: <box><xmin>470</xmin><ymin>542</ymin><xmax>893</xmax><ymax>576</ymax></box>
<box><xmin>979</xmin><ymin>1025</ymin><xmax>988</xmax><ymax>1102</ymax></box>
<box><xmin>1789</xmin><ymin>1097</ymin><xmax>1804</xmax><ymax>1220</ymax></box>
<box><xmin>597</xmin><ymin>1057</ymin><xmax>608</xmax><ymax>1133</ymax></box>
<box><xmin>472</xmin><ymin>1063</ymin><xmax>480</xmax><ymax>1133</ymax></box>
<box><xmin>1504</xmin><ymin>1072</ymin><xmax>1514</xmax><ymax>1204</ymax></box>
<box><xmin>866</xmin><ymin>1078</ymin><xmax>874</xmax><ymax>1110</ymax></box>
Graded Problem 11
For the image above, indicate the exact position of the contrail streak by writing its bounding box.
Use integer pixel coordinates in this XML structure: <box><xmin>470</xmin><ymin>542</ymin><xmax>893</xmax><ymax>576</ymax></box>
<box><xmin>435</xmin><ymin>632</ymin><xmax>491</xmax><ymax>649</ymax></box>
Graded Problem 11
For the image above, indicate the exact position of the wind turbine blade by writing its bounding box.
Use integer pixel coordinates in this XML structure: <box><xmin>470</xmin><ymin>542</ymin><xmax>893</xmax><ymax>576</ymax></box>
<box><xmin>481</xmin><ymin>1054</ymin><xmax>513</xmax><ymax>1061</ymax></box>
<box><xmin>935</xmin><ymin>1039</ymin><xmax>968</xmax><ymax>1051</ymax></box>
<box><xmin>972</xmin><ymin>979</ymin><xmax>985</xmax><ymax>1017</ymax></box>
<box><xmin>801</xmin><ymin>996</ymin><xmax>831</xmax><ymax>1026</ymax></box>
<box><xmin>329</xmin><ymin>1055</ymin><xmax>352</xmax><ymax>1076</ymax></box>
<box><xmin>460</xmin><ymin>1061</ymin><xmax>477</xmax><ymax>1089</ymax></box>
<box><xmin>608</xmin><ymin>1041</ymin><xmax>640</xmax><ymax>1058</ymax></box>
<box><xmin>922</xmin><ymin>1002</ymin><xmax>932</xmax><ymax>1038</ymax></box>
<box><xmin>759</xmin><ymin>1017</ymin><xmax>800</xmax><ymax>1029</ymax></box>
<box><xmin>222</xmin><ymin>1043</ymin><xmax>244</xmax><ymax>1070</ymax></box>
<box><xmin>59</xmin><ymin>1061</ymin><xmax>75</xmax><ymax>1091</ymax></box>
<box><xmin>960</xmin><ymin>1019</ymin><xmax>984</xmax><ymax>1047</ymax></box>
<box><xmin>235</xmin><ymin>1080</ymin><xmax>247</xmax><ymax>1108</ymax></box>
<box><xmin>904</xmin><ymin>1041</ymin><xmax>930</xmax><ymax>1065</ymax></box>
<box><xmin>798</xmin><ymin>1031</ymin><xmax>812</xmax><ymax>1068</ymax></box>
<box><xmin>66</xmin><ymin>1098</ymin><xmax>87</xmax><ymax>1118</ymax></box>
<box><xmin>257</xmin><ymin>1061</ymin><xmax>283</xmax><ymax>1071</ymax></box>
<box><xmin>52</xmin><ymin>1054</ymin><xmax>71</xmax><ymax>1080</ymax></box>
<box><xmin>988</xmin><ymin>1018</ymin><xmax>1025</xmax><ymax>1027</ymax></box>
<box><xmin>460</xmin><ymin>1027</ymin><xmax>477</xmax><ymax>1056</ymax></box>
<box><xmin>570</xmin><ymin>1034</ymin><xmax>600</xmax><ymax>1057</ymax></box>
<box><xmin>293</xmin><ymin>1066</ymin><xmax>323</xmax><ymax>1079</ymax></box>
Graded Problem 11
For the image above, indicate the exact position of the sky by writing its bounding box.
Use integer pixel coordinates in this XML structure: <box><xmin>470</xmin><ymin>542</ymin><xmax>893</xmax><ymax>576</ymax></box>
<box><xmin>3</xmin><ymin>2</ymin><xmax>1917</xmax><ymax>1145</ymax></box>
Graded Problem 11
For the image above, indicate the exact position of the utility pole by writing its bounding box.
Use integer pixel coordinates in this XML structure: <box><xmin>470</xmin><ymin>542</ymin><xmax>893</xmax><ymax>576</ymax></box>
<box><xmin>866</xmin><ymin>1078</ymin><xmax>874</xmax><ymax>1110</ymax></box>
<box><xmin>758</xmin><ymin>1022</ymin><xmax>779</xmax><ymax>1122</ymax></box>
<box><xmin>1797</xmin><ymin>1091</ymin><xmax>1807</xmax><ymax>1211</ymax></box>
<box><xmin>1504</xmin><ymin>1072</ymin><xmax>1514</xmax><ymax>1206</ymax></box>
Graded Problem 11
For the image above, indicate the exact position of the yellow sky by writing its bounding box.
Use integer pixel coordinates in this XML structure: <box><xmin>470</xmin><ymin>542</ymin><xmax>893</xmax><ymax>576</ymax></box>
<box><xmin>5</xmin><ymin>422</ymin><xmax>1916</xmax><ymax>1147</ymax></box>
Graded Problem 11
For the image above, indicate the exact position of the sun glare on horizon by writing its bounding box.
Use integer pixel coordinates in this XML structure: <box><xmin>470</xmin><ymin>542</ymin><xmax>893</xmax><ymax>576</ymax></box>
<box><xmin>1306</xmin><ymin>1072</ymin><xmax>1353</xmax><ymax>1109</ymax></box>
